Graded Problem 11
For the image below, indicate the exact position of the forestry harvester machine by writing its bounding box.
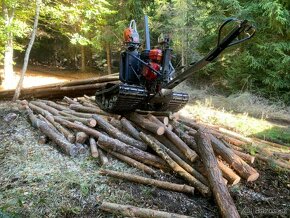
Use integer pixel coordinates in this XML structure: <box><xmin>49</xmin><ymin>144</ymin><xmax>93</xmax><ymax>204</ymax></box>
<box><xmin>95</xmin><ymin>16</ymin><xmax>255</xmax><ymax>113</ymax></box>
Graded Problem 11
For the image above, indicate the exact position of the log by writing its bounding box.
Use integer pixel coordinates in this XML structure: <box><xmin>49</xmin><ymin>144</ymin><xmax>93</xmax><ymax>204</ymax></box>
<box><xmin>165</xmin><ymin>128</ymin><xmax>197</xmax><ymax>162</ymax></box>
<box><xmin>196</xmin><ymin>130</ymin><xmax>240</xmax><ymax>218</ymax></box>
<box><xmin>120</xmin><ymin>117</ymin><xmax>141</xmax><ymax>141</ymax></box>
<box><xmin>127</xmin><ymin>113</ymin><xmax>165</xmax><ymax>135</ymax></box>
<box><xmin>92</xmin><ymin>114</ymin><xmax>147</xmax><ymax>151</ymax></box>
<box><xmin>97</xmin><ymin>135</ymin><xmax>168</xmax><ymax>170</ymax></box>
<box><xmin>232</xmin><ymin>149</ymin><xmax>255</xmax><ymax>164</ymax></box>
<box><xmin>29</xmin><ymin>102</ymin><xmax>52</xmax><ymax>117</ymax></box>
<box><xmin>39</xmin><ymin>100</ymin><xmax>70</xmax><ymax>111</ymax></box>
<box><xmin>59</xmin><ymin>110</ymin><xmax>94</xmax><ymax>119</ymax></box>
<box><xmin>146</xmin><ymin>114</ymin><xmax>168</xmax><ymax>129</ymax></box>
<box><xmin>273</xmin><ymin>152</ymin><xmax>290</xmax><ymax>161</ymax></box>
<box><xmin>146</xmin><ymin>134</ymin><xmax>208</xmax><ymax>186</ymax></box>
<box><xmin>108</xmin><ymin>117</ymin><xmax>123</xmax><ymax>130</ymax></box>
<box><xmin>217</xmin><ymin>160</ymin><xmax>241</xmax><ymax>185</ymax></box>
<box><xmin>256</xmin><ymin>154</ymin><xmax>290</xmax><ymax>170</ymax></box>
<box><xmin>38</xmin><ymin>134</ymin><xmax>48</xmax><ymax>144</ymax></box>
<box><xmin>98</xmin><ymin>147</ymin><xmax>109</xmax><ymax>166</ymax></box>
<box><xmin>106</xmin><ymin>150</ymin><xmax>157</xmax><ymax>176</ymax></box>
<box><xmin>53</xmin><ymin>117</ymin><xmax>103</xmax><ymax>139</ymax></box>
<box><xmin>172</xmin><ymin>126</ymin><xmax>198</xmax><ymax>151</ymax></box>
<box><xmin>89</xmin><ymin>137</ymin><xmax>99</xmax><ymax>158</ymax></box>
<box><xmin>140</xmin><ymin>132</ymin><xmax>210</xmax><ymax>197</ymax></box>
<box><xmin>0</xmin><ymin>75</ymin><xmax>119</xmax><ymax>100</ymax></box>
<box><xmin>99</xmin><ymin>201</ymin><xmax>193</xmax><ymax>218</ymax></box>
<box><xmin>154</xmin><ymin>135</ymin><xmax>190</xmax><ymax>164</ymax></box>
<box><xmin>24</xmin><ymin>105</ymin><xmax>39</xmax><ymax>127</ymax></box>
<box><xmin>63</xmin><ymin>96</ymin><xmax>81</xmax><ymax>105</ymax></box>
<box><xmin>38</xmin><ymin>114</ymin><xmax>58</xmax><ymax>132</ymax></box>
<box><xmin>31</xmin><ymin>101</ymin><xmax>60</xmax><ymax>115</ymax></box>
<box><xmin>38</xmin><ymin>121</ymin><xmax>78</xmax><ymax>156</ymax></box>
<box><xmin>27</xmin><ymin>111</ymin><xmax>78</xmax><ymax>157</ymax></box>
<box><xmin>59</xmin><ymin>74</ymin><xmax>118</xmax><ymax>87</ymax></box>
<box><xmin>55</xmin><ymin>115</ymin><xmax>97</xmax><ymax>127</ymax></box>
<box><xmin>210</xmin><ymin>135</ymin><xmax>259</xmax><ymax>182</ymax></box>
<box><xmin>156</xmin><ymin>116</ymin><xmax>169</xmax><ymax>125</ymax></box>
<box><xmin>148</xmin><ymin>114</ymin><xmax>197</xmax><ymax>162</ymax></box>
<box><xmin>135</xmin><ymin>109</ymin><xmax>173</xmax><ymax>118</ymax></box>
<box><xmin>45</xmin><ymin>115</ymin><xmax>76</xmax><ymax>143</ymax></box>
<box><xmin>69</xmin><ymin>104</ymin><xmax>116</xmax><ymax>117</ymax></box>
<box><xmin>100</xmin><ymin>169</ymin><xmax>195</xmax><ymax>195</ymax></box>
<box><xmin>76</xmin><ymin>132</ymin><xmax>89</xmax><ymax>144</ymax></box>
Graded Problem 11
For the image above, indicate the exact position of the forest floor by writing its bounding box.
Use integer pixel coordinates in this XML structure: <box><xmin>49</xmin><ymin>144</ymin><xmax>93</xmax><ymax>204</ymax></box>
<box><xmin>0</xmin><ymin>69</ymin><xmax>289</xmax><ymax>217</ymax></box>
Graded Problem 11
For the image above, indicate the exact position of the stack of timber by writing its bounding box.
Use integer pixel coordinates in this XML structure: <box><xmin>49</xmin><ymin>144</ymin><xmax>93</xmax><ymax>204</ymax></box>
<box><xmin>18</xmin><ymin>95</ymin><xmax>290</xmax><ymax>218</ymax></box>
<box><xmin>0</xmin><ymin>73</ymin><xmax>119</xmax><ymax>100</ymax></box>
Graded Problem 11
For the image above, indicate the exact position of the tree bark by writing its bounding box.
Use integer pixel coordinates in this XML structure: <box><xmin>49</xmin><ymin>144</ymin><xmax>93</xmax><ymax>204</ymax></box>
<box><xmin>217</xmin><ymin>160</ymin><xmax>241</xmax><ymax>185</ymax></box>
<box><xmin>120</xmin><ymin>117</ymin><xmax>141</xmax><ymax>141</ymax></box>
<box><xmin>99</xmin><ymin>201</ymin><xmax>193</xmax><ymax>218</ymax></box>
<box><xmin>89</xmin><ymin>137</ymin><xmax>99</xmax><ymax>158</ymax></box>
<box><xmin>100</xmin><ymin>170</ymin><xmax>195</xmax><ymax>195</ymax></box>
<box><xmin>13</xmin><ymin>0</ymin><xmax>41</xmax><ymax>100</ymax></box>
<box><xmin>196</xmin><ymin>130</ymin><xmax>240</xmax><ymax>218</ymax></box>
<box><xmin>210</xmin><ymin>135</ymin><xmax>259</xmax><ymax>182</ymax></box>
<box><xmin>127</xmin><ymin>113</ymin><xmax>165</xmax><ymax>135</ymax></box>
<box><xmin>146</xmin><ymin>133</ymin><xmax>208</xmax><ymax>186</ymax></box>
<box><xmin>69</xmin><ymin>104</ymin><xmax>114</xmax><ymax>117</ymax></box>
<box><xmin>45</xmin><ymin>115</ymin><xmax>75</xmax><ymax>143</ymax></box>
<box><xmin>92</xmin><ymin>114</ymin><xmax>147</xmax><ymax>150</ymax></box>
<box><xmin>81</xmin><ymin>45</ymin><xmax>86</xmax><ymax>72</ymax></box>
<box><xmin>106</xmin><ymin>150</ymin><xmax>157</xmax><ymax>176</ymax></box>
<box><xmin>140</xmin><ymin>132</ymin><xmax>210</xmax><ymax>197</ymax></box>
<box><xmin>106</xmin><ymin>42</ymin><xmax>112</xmax><ymax>74</ymax></box>
<box><xmin>75</xmin><ymin>132</ymin><xmax>89</xmax><ymax>144</ymax></box>
<box><xmin>26</xmin><ymin>106</ymin><xmax>78</xmax><ymax>156</ymax></box>
<box><xmin>55</xmin><ymin>115</ymin><xmax>97</xmax><ymax>127</ymax></box>
<box><xmin>97</xmin><ymin>135</ymin><xmax>168</xmax><ymax>170</ymax></box>
<box><xmin>98</xmin><ymin>147</ymin><xmax>109</xmax><ymax>166</ymax></box>
<box><xmin>31</xmin><ymin>101</ymin><xmax>60</xmax><ymax>115</ymax></box>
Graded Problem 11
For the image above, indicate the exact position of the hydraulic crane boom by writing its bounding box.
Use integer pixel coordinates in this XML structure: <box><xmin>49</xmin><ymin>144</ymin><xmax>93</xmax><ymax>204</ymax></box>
<box><xmin>165</xmin><ymin>19</ymin><xmax>255</xmax><ymax>89</ymax></box>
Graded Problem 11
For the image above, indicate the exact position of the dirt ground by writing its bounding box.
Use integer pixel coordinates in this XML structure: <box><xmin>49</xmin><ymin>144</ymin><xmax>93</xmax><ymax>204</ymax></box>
<box><xmin>0</xmin><ymin>101</ymin><xmax>289</xmax><ymax>218</ymax></box>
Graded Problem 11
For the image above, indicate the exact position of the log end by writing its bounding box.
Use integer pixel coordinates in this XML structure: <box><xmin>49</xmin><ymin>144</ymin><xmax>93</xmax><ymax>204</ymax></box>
<box><xmin>67</xmin><ymin>134</ymin><xmax>76</xmax><ymax>143</ymax></box>
<box><xmin>89</xmin><ymin>118</ymin><xmax>97</xmax><ymax>127</ymax></box>
<box><xmin>250</xmin><ymin>156</ymin><xmax>255</xmax><ymax>164</ymax></box>
<box><xmin>163</xmin><ymin>117</ymin><xmax>169</xmax><ymax>125</ymax></box>
<box><xmin>157</xmin><ymin>127</ymin><xmax>165</xmax><ymax>135</ymax></box>
<box><xmin>247</xmin><ymin>172</ymin><xmax>259</xmax><ymax>182</ymax></box>
<box><xmin>166</xmin><ymin>124</ymin><xmax>173</xmax><ymax>131</ymax></box>
<box><xmin>231</xmin><ymin>177</ymin><xmax>241</xmax><ymax>185</ymax></box>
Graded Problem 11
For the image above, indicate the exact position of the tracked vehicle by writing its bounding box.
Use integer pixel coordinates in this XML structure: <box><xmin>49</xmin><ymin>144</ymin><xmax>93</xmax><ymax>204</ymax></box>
<box><xmin>95</xmin><ymin>16</ymin><xmax>255</xmax><ymax>113</ymax></box>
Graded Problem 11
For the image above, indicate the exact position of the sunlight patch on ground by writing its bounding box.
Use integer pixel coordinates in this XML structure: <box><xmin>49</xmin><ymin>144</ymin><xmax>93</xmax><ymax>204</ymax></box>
<box><xmin>1</xmin><ymin>73</ymin><xmax>68</xmax><ymax>90</ymax></box>
<box><xmin>180</xmin><ymin>102</ymin><xmax>274</xmax><ymax>136</ymax></box>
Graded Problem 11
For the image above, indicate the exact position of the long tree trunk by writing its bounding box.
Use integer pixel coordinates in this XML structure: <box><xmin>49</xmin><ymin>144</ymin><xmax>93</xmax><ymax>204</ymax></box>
<box><xmin>2</xmin><ymin>3</ymin><xmax>15</xmax><ymax>86</ymax></box>
<box><xmin>106</xmin><ymin>42</ymin><xmax>112</xmax><ymax>74</ymax></box>
<box><xmin>81</xmin><ymin>45</ymin><xmax>86</xmax><ymax>72</ymax></box>
<box><xmin>13</xmin><ymin>0</ymin><xmax>41</xmax><ymax>100</ymax></box>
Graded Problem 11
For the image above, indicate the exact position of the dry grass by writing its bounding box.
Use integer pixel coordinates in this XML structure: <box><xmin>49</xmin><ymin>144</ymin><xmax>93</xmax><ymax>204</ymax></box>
<box><xmin>176</xmin><ymin>82</ymin><xmax>290</xmax><ymax>123</ymax></box>
<box><xmin>176</xmin><ymin>83</ymin><xmax>290</xmax><ymax>145</ymax></box>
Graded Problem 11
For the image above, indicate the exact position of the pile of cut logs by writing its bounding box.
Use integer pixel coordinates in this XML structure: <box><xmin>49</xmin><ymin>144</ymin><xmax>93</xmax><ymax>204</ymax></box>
<box><xmin>17</xmin><ymin>93</ymin><xmax>274</xmax><ymax>218</ymax></box>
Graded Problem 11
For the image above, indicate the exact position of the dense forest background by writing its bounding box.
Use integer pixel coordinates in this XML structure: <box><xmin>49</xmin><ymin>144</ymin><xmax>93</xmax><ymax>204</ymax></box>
<box><xmin>0</xmin><ymin>0</ymin><xmax>289</xmax><ymax>103</ymax></box>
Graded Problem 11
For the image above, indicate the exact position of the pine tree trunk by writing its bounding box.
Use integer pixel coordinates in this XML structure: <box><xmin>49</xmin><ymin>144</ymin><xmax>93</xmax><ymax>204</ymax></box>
<box><xmin>13</xmin><ymin>0</ymin><xmax>41</xmax><ymax>100</ymax></box>
<box><xmin>106</xmin><ymin>42</ymin><xmax>112</xmax><ymax>74</ymax></box>
<box><xmin>81</xmin><ymin>45</ymin><xmax>86</xmax><ymax>72</ymax></box>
